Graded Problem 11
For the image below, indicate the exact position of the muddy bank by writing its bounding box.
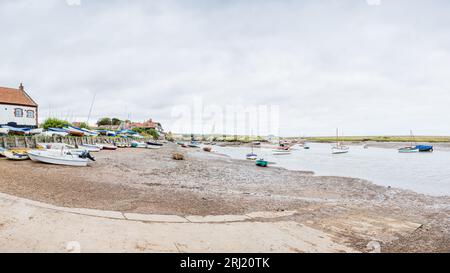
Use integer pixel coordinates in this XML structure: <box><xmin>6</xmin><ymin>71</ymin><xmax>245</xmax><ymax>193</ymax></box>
<box><xmin>0</xmin><ymin>143</ymin><xmax>449</xmax><ymax>252</ymax></box>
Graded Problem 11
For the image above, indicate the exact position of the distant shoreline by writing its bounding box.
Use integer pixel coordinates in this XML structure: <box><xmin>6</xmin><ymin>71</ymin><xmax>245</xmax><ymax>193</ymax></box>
<box><xmin>304</xmin><ymin>136</ymin><xmax>450</xmax><ymax>143</ymax></box>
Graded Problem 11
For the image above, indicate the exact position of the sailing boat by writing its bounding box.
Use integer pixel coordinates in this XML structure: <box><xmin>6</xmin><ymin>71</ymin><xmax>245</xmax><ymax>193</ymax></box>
<box><xmin>246</xmin><ymin>144</ymin><xmax>258</xmax><ymax>160</ymax></box>
<box><xmin>398</xmin><ymin>130</ymin><xmax>419</xmax><ymax>153</ymax></box>
<box><xmin>332</xmin><ymin>128</ymin><xmax>349</xmax><ymax>154</ymax></box>
<box><xmin>246</xmin><ymin>131</ymin><xmax>258</xmax><ymax>160</ymax></box>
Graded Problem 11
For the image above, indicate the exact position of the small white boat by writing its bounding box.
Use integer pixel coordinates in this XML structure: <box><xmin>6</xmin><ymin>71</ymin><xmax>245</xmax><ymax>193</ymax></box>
<box><xmin>3</xmin><ymin>149</ymin><xmax>29</xmax><ymax>160</ymax></box>
<box><xmin>28</xmin><ymin>150</ymin><xmax>94</xmax><ymax>167</ymax></box>
<box><xmin>0</xmin><ymin>128</ymin><xmax>9</xmax><ymax>135</ymax></box>
<box><xmin>331</xmin><ymin>129</ymin><xmax>349</xmax><ymax>154</ymax></box>
<box><xmin>398</xmin><ymin>147</ymin><xmax>419</xmax><ymax>153</ymax></box>
<box><xmin>41</xmin><ymin>131</ymin><xmax>69</xmax><ymax>137</ymax></box>
<box><xmin>146</xmin><ymin>145</ymin><xmax>161</xmax><ymax>149</ymax></box>
<box><xmin>29</xmin><ymin>128</ymin><xmax>44</xmax><ymax>135</ymax></box>
<box><xmin>273</xmin><ymin>151</ymin><xmax>292</xmax><ymax>155</ymax></box>
<box><xmin>36</xmin><ymin>143</ymin><xmax>88</xmax><ymax>156</ymax></box>
<box><xmin>101</xmin><ymin>144</ymin><xmax>117</xmax><ymax>150</ymax></box>
<box><xmin>188</xmin><ymin>141</ymin><xmax>201</xmax><ymax>148</ymax></box>
<box><xmin>332</xmin><ymin>146</ymin><xmax>349</xmax><ymax>154</ymax></box>
<box><xmin>0</xmin><ymin>147</ymin><xmax>6</xmax><ymax>157</ymax></box>
<box><xmin>78</xmin><ymin>144</ymin><xmax>101</xmax><ymax>152</ymax></box>
<box><xmin>115</xmin><ymin>143</ymin><xmax>129</xmax><ymax>148</ymax></box>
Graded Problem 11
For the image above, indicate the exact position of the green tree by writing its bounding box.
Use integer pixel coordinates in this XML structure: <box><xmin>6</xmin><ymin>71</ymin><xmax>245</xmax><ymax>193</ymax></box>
<box><xmin>78</xmin><ymin>122</ymin><xmax>90</xmax><ymax>129</ymax></box>
<box><xmin>112</xmin><ymin>118</ymin><xmax>122</xmax><ymax>126</ymax></box>
<box><xmin>41</xmin><ymin>118</ymin><xmax>70</xmax><ymax>129</ymax></box>
<box><xmin>97</xmin><ymin>117</ymin><xmax>112</xmax><ymax>126</ymax></box>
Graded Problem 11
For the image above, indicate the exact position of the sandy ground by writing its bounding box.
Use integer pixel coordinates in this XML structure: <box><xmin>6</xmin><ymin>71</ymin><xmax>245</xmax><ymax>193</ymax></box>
<box><xmin>0</xmin><ymin>143</ymin><xmax>449</xmax><ymax>252</ymax></box>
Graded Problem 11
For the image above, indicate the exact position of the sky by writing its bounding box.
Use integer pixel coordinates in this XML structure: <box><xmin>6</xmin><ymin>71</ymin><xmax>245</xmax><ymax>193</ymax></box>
<box><xmin>1</xmin><ymin>0</ymin><xmax>450</xmax><ymax>136</ymax></box>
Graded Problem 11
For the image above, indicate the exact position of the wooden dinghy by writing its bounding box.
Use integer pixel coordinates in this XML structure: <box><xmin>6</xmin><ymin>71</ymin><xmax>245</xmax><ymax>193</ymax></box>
<box><xmin>64</xmin><ymin>126</ymin><xmax>85</xmax><ymax>137</ymax></box>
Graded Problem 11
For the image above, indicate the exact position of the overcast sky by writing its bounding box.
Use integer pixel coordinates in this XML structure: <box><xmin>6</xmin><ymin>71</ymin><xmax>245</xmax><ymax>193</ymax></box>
<box><xmin>1</xmin><ymin>0</ymin><xmax>449</xmax><ymax>136</ymax></box>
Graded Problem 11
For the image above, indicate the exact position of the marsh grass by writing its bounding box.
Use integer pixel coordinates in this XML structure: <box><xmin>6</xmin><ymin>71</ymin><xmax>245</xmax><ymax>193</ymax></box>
<box><xmin>304</xmin><ymin>136</ymin><xmax>450</xmax><ymax>143</ymax></box>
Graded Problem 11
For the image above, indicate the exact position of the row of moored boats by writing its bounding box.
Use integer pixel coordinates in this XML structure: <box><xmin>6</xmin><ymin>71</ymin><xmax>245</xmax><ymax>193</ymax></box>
<box><xmin>0</xmin><ymin>125</ymin><xmax>145</xmax><ymax>138</ymax></box>
<box><xmin>0</xmin><ymin>140</ymin><xmax>164</xmax><ymax>167</ymax></box>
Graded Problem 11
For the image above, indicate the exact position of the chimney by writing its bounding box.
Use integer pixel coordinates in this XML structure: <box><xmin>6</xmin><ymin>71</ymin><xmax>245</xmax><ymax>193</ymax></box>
<box><xmin>19</xmin><ymin>83</ymin><xmax>24</xmax><ymax>91</ymax></box>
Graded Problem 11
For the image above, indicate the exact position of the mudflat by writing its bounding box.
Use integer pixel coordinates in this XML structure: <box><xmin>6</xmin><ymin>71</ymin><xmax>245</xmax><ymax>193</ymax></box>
<box><xmin>0</xmin><ymin>143</ymin><xmax>449</xmax><ymax>252</ymax></box>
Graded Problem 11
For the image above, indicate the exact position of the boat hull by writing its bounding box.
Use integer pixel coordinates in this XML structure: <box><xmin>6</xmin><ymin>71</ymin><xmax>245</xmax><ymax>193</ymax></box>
<box><xmin>28</xmin><ymin>151</ymin><xmax>88</xmax><ymax>167</ymax></box>
<box><xmin>3</xmin><ymin>150</ymin><xmax>29</xmax><ymax>160</ymax></box>
<box><xmin>146</xmin><ymin>145</ymin><xmax>161</xmax><ymax>149</ymax></box>
<box><xmin>78</xmin><ymin>145</ymin><xmax>101</xmax><ymax>152</ymax></box>
<box><xmin>147</xmin><ymin>142</ymin><xmax>163</xmax><ymax>146</ymax></box>
<box><xmin>415</xmin><ymin>145</ymin><xmax>433</xmax><ymax>152</ymax></box>
<box><xmin>331</xmin><ymin>148</ymin><xmax>349</xmax><ymax>155</ymax></box>
<box><xmin>398</xmin><ymin>149</ymin><xmax>419</xmax><ymax>153</ymax></box>
<box><xmin>131</xmin><ymin>142</ymin><xmax>147</xmax><ymax>148</ymax></box>
<box><xmin>102</xmin><ymin>145</ymin><xmax>118</xmax><ymax>150</ymax></box>
<box><xmin>273</xmin><ymin>152</ymin><xmax>291</xmax><ymax>155</ymax></box>
<box><xmin>332</xmin><ymin>150</ymin><xmax>349</xmax><ymax>154</ymax></box>
<box><xmin>256</xmin><ymin>160</ymin><xmax>268</xmax><ymax>167</ymax></box>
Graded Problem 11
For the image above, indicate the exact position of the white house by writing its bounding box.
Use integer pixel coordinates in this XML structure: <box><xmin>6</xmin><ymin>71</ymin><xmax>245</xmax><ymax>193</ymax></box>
<box><xmin>0</xmin><ymin>83</ymin><xmax>38</xmax><ymax>128</ymax></box>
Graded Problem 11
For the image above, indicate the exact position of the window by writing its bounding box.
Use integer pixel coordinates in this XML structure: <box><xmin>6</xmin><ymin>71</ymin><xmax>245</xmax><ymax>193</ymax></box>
<box><xmin>27</xmin><ymin>110</ymin><xmax>35</xmax><ymax>118</ymax></box>
<box><xmin>14</xmin><ymin>108</ymin><xmax>23</xmax><ymax>117</ymax></box>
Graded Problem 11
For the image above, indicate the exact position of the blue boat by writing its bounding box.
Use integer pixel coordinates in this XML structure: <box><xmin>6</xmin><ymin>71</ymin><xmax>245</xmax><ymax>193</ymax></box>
<box><xmin>415</xmin><ymin>145</ymin><xmax>433</xmax><ymax>152</ymax></box>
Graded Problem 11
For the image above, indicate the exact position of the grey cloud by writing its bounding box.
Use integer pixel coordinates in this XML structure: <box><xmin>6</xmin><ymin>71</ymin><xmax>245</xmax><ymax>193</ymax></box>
<box><xmin>0</xmin><ymin>0</ymin><xmax>449</xmax><ymax>136</ymax></box>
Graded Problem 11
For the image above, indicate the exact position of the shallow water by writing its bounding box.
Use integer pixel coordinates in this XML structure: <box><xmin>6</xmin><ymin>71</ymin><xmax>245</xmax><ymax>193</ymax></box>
<box><xmin>212</xmin><ymin>143</ymin><xmax>450</xmax><ymax>197</ymax></box>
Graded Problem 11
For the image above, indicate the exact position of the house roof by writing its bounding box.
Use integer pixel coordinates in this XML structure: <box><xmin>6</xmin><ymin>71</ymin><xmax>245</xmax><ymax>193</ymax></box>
<box><xmin>0</xmin><ymin>86</ymin><xmax>38</xmax><ymax>107</ymax></box>
<box><xmin>127</xmin><ymin>119</ymin><xmax>162</xmax><ymax>129</ymax></box>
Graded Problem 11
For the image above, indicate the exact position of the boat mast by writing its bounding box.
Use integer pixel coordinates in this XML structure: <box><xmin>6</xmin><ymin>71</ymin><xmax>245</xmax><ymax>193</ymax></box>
<box><xmin>410</xmin><ymin>130</ymin><xmax>416</xmax><ymax>147</ymax></box>
<box><xmin>336</xmin><ymin>128</ymin><xmax>339</xmax><ymax>146</ymax></box>
<box><xmin>87</xmin><ymin>92</ymin><xmax>97</xmax><ymax>125</ymax></box>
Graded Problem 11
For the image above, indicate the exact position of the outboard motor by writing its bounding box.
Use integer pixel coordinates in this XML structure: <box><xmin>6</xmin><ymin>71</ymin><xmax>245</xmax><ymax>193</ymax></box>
<box><xmin>79</xmin><ymin>151</ymin><xmax>96</xmax><ymax>161</ymax></box>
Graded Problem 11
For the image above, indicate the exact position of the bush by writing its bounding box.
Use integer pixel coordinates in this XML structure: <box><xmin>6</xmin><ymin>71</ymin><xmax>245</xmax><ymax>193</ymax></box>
<box><xmin>165</xmin><ymin>132</ymin><xmax>174</xmax><ymax>142</ymax></box>
<box><xmin>78</xmin><ymin>122</ymin><xmax>90</xmax><ymax>129</ymax></box>
<box><xmin>132</xmin><ymin>127</ymin><xmax>160</xmax><ymax>140</ymax></box>
<box><xmin>172</xmin><ymin>153</ymin><xmax>185</xmax><ymax>160</ymax></box>
<box><xmin>41</xmin><ymin>118</ymin><xmax>70</xmax><ymax>129</ymax></box>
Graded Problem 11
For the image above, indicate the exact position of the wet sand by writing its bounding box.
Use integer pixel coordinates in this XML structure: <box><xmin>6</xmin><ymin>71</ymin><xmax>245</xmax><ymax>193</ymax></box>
<box><xmin>0</xmin><ymin>143</ymin><xmax>449</xmax><ymax>252</ymax></box>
